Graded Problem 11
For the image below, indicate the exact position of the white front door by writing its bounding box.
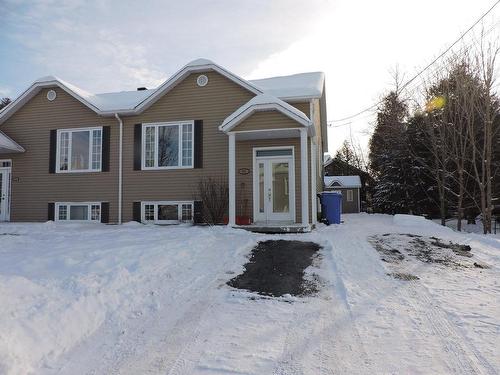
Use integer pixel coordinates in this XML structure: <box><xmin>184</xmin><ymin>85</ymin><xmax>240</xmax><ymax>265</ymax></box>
<box><xmin>253</xmin><ymin>148</ymin><xmax>295</xmax><ymax>223</ymax></box>
<box><xmin>0</xmin><ymin>167</ymin><xmax>11</xmax><ymax>221</ymax></box>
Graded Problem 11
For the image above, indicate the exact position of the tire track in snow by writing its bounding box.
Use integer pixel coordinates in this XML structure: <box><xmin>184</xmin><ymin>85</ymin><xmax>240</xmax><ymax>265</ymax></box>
<box><xmin>272</xmin><ymin>238</ymin><xmax>371</xmax><ymax>375</ymax></box>
<box><xmin>122</xmin><ymin>243</ymin><xmax>256</xmax><ymax>375</ymax></box>
<box><xmin>52</xmin><ymin>232</ymin><xmax>257</xmax><ymax>375</ymax></box>
<box><xmin>404</xmin><ymin>281</ymin><xmax>496</xmax><ymax>375</ymax></box>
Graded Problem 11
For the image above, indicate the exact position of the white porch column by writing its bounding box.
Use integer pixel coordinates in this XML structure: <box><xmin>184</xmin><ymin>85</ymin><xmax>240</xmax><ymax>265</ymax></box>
<box><xmin>300</xmin><ymin>128</ymin><xmax>309</xmax><ymax>226</ymax></box>
<box><xmin>310</xmin><ymin>138</ymin><xmax>317</xmax><ymax>225</ymax></box>
<box><xmin>228</xmin><ymin>132</ymin><xmax>236</xmax><ymax>226</ymax></box>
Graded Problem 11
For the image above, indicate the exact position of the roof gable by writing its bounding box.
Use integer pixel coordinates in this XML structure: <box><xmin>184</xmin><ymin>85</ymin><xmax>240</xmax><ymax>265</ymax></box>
<box><xmin>220</xmin><ymin>93</ymin><xmax>311</xmax><ymax>133</ymax></box>
<box><xmin>0</xmin><ymin>59</ymin><xmax>325</xmax><ymax>126</ymax></box>
<box><xmin>134</xmin><ymin>59</ymin><xmax>263</xmax><ymax>113</ymax></box>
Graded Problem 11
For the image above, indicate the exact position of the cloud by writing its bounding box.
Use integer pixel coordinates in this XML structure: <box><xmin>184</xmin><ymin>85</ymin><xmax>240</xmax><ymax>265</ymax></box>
<box><xmin>1</xmin><ymin>0</ymin><xmax>330</xmax><ymax>94</ymax></box>
<box><xmin>0</xmin><ymin>86</ymin><xmax>11</xmax><ymax>97</ymax></box>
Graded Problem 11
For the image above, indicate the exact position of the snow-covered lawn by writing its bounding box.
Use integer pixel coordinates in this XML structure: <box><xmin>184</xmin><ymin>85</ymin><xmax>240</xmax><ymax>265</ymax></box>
<box><xmin>0</xmin><ymin>215</ymin><xmax>499</xmax><ymax>374</ymax></box>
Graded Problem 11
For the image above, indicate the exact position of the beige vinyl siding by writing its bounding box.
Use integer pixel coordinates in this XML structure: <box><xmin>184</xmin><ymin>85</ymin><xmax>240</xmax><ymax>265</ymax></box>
<box><xmin>121</xmin><ymin>70</ymin><xmax>255</xmax><ymax>222</ymax></box>
<box><xmin>0</xmin><ymin>87</ymin><xmax>118</xmax><ymax>222</ymax></box>
<box><xmin>232</xmin><ymin>111</ymin><xmax>302</xmax><ymax>132</ymax></box>
<box><xmin>290</xmin><ymin>102</ymin><xmax>310</xmax><ymax>116</ymax></box>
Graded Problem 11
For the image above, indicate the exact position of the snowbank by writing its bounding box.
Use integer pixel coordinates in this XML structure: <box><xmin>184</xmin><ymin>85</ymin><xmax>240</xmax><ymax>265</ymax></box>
<box><xmin>393</xmin><ymin>214</ymin><xmax>441</xmax><ymax>229</ymax></box>
<box><xmin>0</xmin><ymin>223</ymin><xmax>255</xmax><ymax>374</ymax></box>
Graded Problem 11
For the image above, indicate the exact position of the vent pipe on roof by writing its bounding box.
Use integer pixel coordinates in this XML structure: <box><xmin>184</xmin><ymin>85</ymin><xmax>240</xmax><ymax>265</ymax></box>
<box><xmin>137</xmin><ymin>87</ymin><xmax>147</xmax><ymax>91</ymax></box>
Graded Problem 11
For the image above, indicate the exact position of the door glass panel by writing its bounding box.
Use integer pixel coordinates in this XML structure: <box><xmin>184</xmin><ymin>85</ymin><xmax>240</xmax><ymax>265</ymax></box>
<box><xmin>258</xmin><ymin>163</ymin><xmax>265</xmax><ymax>213</ymax></box>
<box><xmin>70</xmin><ymin>205</ymin><xmax>89</xmax><ymax>220</ymax></box>
<box><xmin>158</xmin><ymin>204</ymin><xmax>178</xmax><ymax>221</ymax></box>
<box><xmin>272</xmin><ymin>162</ymin><xmax>289</xmax><ymax>213</ymax></box>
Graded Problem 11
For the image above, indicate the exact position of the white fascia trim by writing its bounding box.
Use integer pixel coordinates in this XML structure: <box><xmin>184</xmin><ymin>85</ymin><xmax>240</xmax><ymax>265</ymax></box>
<box><xmin>134</xmin><ymin>63</ymin><xmax>263</xmax><ymax>113</ymax></box>
<box><xmin>220</xmin><ymin>103</ymin><xmax>312</xmax><ymax>133</ymax></box>
<box><xmin>0</xmin><ymin>131</ymin><xmax>25</xmax><ymax>152</ymax></box>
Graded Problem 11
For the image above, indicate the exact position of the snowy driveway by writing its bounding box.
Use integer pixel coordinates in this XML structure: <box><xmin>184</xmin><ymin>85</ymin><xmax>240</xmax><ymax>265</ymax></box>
<box><xmin>0</xmin><ymin>215</ymin><xmax>499</xmax><ymax>374</ymax></box>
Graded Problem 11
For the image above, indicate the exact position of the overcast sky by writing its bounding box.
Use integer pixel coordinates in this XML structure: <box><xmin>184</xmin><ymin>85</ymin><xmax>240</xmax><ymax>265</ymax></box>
<box><xmin>1</xmin><ymin>0</ymin><xmax>499</xmax><ymax>154</ymax></box>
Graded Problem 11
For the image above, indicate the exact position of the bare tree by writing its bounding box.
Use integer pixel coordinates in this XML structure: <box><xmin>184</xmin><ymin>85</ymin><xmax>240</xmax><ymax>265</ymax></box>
<box><xmin>443</xmin><ymin>53</ymin><xmax>475</xmax><ymax>231</ymax></box>
<box><xmin>468</xmin><ymin>34</ymin><xmax>499</xmax><ymax>233</ymax></box>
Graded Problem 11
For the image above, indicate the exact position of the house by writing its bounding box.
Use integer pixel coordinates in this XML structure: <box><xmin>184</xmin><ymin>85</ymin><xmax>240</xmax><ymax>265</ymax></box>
<box><xmin>0</xmin><ymin>59</ymin><xmax>327</xmax><ymax>231</ymax></box>
<box><xmin>324</xmin><ymin>157</ymin><xmax>373</xmax><ymax>211</ymax></box>
<box><xmin>324</xmin><ymin>175</ymin><xmax>361</xmax><ymax>213</ymax></box>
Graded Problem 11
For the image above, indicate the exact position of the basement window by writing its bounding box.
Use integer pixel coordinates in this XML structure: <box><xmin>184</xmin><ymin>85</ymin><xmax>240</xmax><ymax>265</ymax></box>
<box><xmin>141</xmin><ymin>201</ymin><xmax>193</xmax><ymax>224</ymax></box>
<box><xmin>55</xmin><ymin>202</ymin><xmax>101</xmax><ymax>222</ymax></box>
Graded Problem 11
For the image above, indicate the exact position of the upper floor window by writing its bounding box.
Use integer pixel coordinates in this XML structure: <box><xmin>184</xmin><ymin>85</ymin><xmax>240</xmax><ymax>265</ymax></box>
<box><xmin>56</xmin><ymin>127</ymin><xmax>102</xmax><ymax>172</ymax></box>
<box><xmin>142</xmin><ymin>121</ymin><xmax>193</xmax><ymax>169</ymax></box>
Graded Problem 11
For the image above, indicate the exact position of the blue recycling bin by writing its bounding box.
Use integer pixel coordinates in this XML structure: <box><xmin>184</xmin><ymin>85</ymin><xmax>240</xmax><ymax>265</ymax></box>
<box><xmin>317</xmin><ymin>192</ymin><xmax>342</xmax><ymax>225</ymax></box>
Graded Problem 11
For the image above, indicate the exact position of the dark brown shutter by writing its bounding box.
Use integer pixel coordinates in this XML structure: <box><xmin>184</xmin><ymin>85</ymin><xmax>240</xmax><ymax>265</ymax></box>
<box><xmin>134</xmin><ymin>124</ymin><xmax>142</xmax><ymax>170</ymax></box>
<box><xmin>48</xmin><ymin>202</ymin><xmax>55</xmax><ymax>221</ymax></box>
<box><xmin>133</xmin><ymin>201</ymin><xmax>141</xmax><ymax>222</ymax></box>
<box><xmin>101</xmin><ymin>202</ymin><xmax>109</xmax><ymax>223</ymax></box>
<box><xmin>193</xmin><ymin>200</ymin><xmax>203</xmax><ymax>224</ymax></box>
<box><xmin>101</xmin><ymin>126</ymin><xmax>111</xmax><ymax>172</ymax></box>
<box><xmin>194</xmin><ymin>120</ymin><xmax>203</xmax><ymax>168</ymax></box>
<box><xmin>49</xmin><ymin>130</ymin><xmax>57</xmax><ymax>173</ymax></box>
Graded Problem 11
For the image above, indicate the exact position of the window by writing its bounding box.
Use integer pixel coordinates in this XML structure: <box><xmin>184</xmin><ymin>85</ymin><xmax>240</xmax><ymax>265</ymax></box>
<box><xmin>55</xmin><ymin>202</ymin><xmax>101</xmax><ymax>222</ymax></box>
<box><xmin>141</xmin><ymin>201</ymin><xmax>193</xmax><ymax>223</ymax></box>
<box><xmin>142</xmin><ymin>122</ymin><xmax>194</xmax><ymax>169</ymax></box>
<box><xmin>255</xmin><ymin>148</ymin><xmax>293</xmax><ymax>157</ymax></box>
<box><xmin>346</xmin><ymin>190</ymin><xmax>354</xmax><ymax>202</ymax></box>
<box><xmin>57</xmin><ymin>127</ymin><xmax>102</xmax><ymax>172</ymax></box>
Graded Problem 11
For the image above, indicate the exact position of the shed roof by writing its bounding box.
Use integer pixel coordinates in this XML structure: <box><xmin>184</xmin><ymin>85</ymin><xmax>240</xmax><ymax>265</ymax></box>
<box><xmin>324</xmin><ymin>175</ymin><xmax>362</xmax><ymax>188</ymax></box>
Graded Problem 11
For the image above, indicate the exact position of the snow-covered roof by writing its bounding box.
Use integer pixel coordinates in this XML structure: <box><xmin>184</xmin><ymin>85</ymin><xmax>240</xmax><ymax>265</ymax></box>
<box><xmin>0</xmin><ymin>58</ymin><xmax>325</xmax><ymax>125</ymax></box>
<box><xmin>219</xmin><ymin>93</ymin><xmax>311</xmax><ymax>132</ymax></box>
<box><xmin>249</xmin><ymin>72</ymin><xmax>324</xmax><ymax>100</ymax></box>
<box><xmin>324</xmin><ymin>175</ymin><xmax>362</xmax><ymax>188</ymax></box>
<box><xmin>90</xmin><ymin>90</ymin><xmax>154</xmax><ymax>111</ymax></box>
<box><xmin>0</xmin><ymin>130</ymin><xmax>24</xmax><ymax>153</ymax></box>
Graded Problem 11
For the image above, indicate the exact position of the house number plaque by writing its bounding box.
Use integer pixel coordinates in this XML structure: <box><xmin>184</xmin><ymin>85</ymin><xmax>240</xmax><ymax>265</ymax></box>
<box><xmin>238</xmin><ymin>168</ymin><xmax>250</xmax><ymax>175</ymax></box>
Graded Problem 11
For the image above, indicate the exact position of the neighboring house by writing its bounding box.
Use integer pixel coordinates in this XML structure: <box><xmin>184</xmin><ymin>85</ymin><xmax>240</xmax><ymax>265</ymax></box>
<box><xmin>324</xmin><ymin>175</ymin><xmax>361</xmax><ymax>213</ymax></box>
<box><xmin>324</xmin><ymin>157</ymin><xmax>373</xmax><ymax>211</ymax></box>
<box><xmin>0</xmin><ymin>59</ymin><xmax>327</xmax><ymax>231</ymax></box>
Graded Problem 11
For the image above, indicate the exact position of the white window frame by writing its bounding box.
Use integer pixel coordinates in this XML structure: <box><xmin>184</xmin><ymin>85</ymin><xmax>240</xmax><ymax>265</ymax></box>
<box><xmin>56</xmin><ymin>126</ymin><xmax>103</xmax><ymax>173</ymax></box>
<box><xmin>141</xmin><ymin>201</ymin><xmax>194</xmax><ymax>224</ymax></box>
<box><xmin>346</xmin><ymin>189</ymin><xmax>354</xmax><ymax>202</ymax></box>
<box><xmin>55</xmin><ymin>202</ymin><xmax>101</xmax><ymax>222</ymax></box>
<box><xmin>141</xmin><ymin>121</ymin><xmax>194</xmax><ymax>170</ymax></box>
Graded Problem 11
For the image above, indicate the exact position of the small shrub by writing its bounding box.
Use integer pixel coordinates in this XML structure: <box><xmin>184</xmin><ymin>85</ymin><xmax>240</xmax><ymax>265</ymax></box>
<box><xmin>196</xmin><ymin>177</ymin><xmax>228</xmax><ymax>225</ymax></box>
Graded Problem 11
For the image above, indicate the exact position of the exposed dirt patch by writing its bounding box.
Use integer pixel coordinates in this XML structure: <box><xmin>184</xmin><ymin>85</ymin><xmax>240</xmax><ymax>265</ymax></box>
<box><xmin>369</xmin><ymin>233</ymin><xmax>486</xmax><ymax>275</ymax></box>
<box><xmin>388</xmin><ymin>272</ymin><xmax>420</xmax><ymax>281</ymax></box>
<box><xmin>227</xmin><ymin>240</ymin><xmax>322</xmax><ymax>297</ymax></box>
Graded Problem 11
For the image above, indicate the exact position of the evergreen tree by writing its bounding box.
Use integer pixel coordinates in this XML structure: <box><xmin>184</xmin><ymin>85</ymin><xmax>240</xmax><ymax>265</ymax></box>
<box><xmin>369</xmin><ymin>92</ymin><xmax>414</xmax><ymax>213</ymax></box>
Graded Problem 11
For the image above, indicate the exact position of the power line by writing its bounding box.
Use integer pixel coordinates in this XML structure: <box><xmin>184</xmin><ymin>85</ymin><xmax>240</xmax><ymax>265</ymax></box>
<box><xmin>329</xmin><ymin>0</ymin><xmax>500</xmax><ymax>124</ymax></box>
